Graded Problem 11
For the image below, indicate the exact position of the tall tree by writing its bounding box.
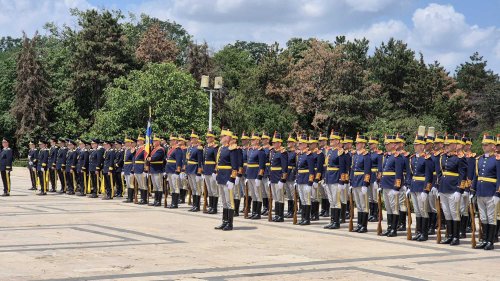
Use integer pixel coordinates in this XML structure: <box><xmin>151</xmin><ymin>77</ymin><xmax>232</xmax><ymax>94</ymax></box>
<box><xmin>187</xmin><ymin>41</ymin><xmax>211</xmax><ymax>82</ymax></box>
<box><xmin>11</xmin><ymin>32</ymin><xmax>51</xmax><ymax>141</ymax></box>
<box><xmin>135</xmin><ymin>23</ymin><xmax>179</xmax><ymax>64</ymax></box>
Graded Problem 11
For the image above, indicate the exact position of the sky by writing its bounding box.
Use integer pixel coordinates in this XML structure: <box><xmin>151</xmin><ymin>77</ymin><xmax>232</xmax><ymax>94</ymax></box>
<box><xmin>1</xmin><ymin>0</ymin><xmax>499</xmax><ymax>74</ymax></box>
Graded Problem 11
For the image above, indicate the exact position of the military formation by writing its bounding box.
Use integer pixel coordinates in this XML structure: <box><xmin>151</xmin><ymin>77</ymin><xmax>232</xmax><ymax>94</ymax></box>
<box><xmin>4</xmin><ymin>126</ymin><xmax>500</xmax><ymax>251</ymax></box>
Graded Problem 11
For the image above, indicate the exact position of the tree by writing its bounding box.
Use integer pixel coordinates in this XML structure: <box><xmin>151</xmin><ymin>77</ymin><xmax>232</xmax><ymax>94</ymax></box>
<box><xmin>135</xmin><ymin>23</ymin><xmax>179</xmax><ymax>64</ymax></box>
<box><xmin>90</xmin><ymin>63</ymin><xmax>208</xmax><ymax>138</ymax></box>
<box><xmin>0</xmin><ymin>37</ymin><xmax>19</xmax><ymax>140</ymax></box>
<box><xmin>186</xmin><ymin>41</ymin><xmax>211</xmax><ymax>82</ymax></box>
<box><xmin>11</xmin><ymin>33</ymin><xmax>51</xmax><ymax>141</ymax></box>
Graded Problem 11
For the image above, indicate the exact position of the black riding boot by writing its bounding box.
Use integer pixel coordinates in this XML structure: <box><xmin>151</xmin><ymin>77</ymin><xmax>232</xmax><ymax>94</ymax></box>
<box><xmin>248</xmin><ymin>201</ymin><xmax>257</xmax><ymax>219</ymax></box>
<box><xmin>276</xmin><ymin>202</ymin><xmax>285</xmax><ymax>222</ymax></box>
<box><xmin>484</xmin><ymin>224</ymin><xmax>496</xmax><ymax>250</ymax></box>
<box><xmin>388</xmin><ymin>215</ymin><xmax>399</xmax><ymax>237</ymax></box>
<box><xmin>358</xmin><ymin>212</ymin><xmax>368</xmax><ymax>233</ymax></box>
<box><xmin>450</xmin><ymin>220</ymin><xmax>461</xmax><ymax>245</ymax></box>
<box><xmin>417</xmin><ymin>217</ymin><xmax>429</xmax><ymax>241</ymax></box>
<box><xmin>324</xmin><ymin>208</ymin><xmax>335</xmax><ymax>229</ymax></box>
<box><xmin>215</xmin><ymin>208</ymin><xmax>228</xmax><ymax>229</ymax></box>
<box><xmin>234</xmin><ymin>199</ymin><xmax>240</xmax><ymax>217</ymax></box>
<box><xmin>169</xmin><ymin>193</ymin><xmax>178</xmax><ymax>208</ymax></box>
<box><xmin>223</xmin><ymin>209</ymin><xmax>234</xmax><ymax>231</ymax></box>
<box><xmin>441</xmin><ymin>220</ymin><xmax>454</xmax><ymax>244</ymax></box>
<box><xmin>397</xmin><ymin>211</ymin><xmax>407</xmax><ymax>231</ymax></box>
<box><xmin>262</xmin><ymin>198</ymin><xmax>269</xmax><ymax>215</ymax></box>
<box><xmin>285</xmin><ymin>200</ymin><xmax>294</xmax><ymax>218</ymax></box>
<box><xmin>299</xmin><ymin>205</ymin><xmax>311</xmax><ymax>225</ymax></box>
<box><xmin>340</xmin><ymin>203</ymin><xmax>346</xmax><ymax>223</ymax></box>
<box><xmin>251</xmin><ymin>202</ymin><xmax>262</xmax><ymax>219</ymax></box>
<box><xmin>381</xmin><ymin>214</ymin><xmax>393</xmax><ymax>236</ymax></box>
<box><xmin>459</xmin><ymin>216</ymin><xmax>467</xmax><ymax>238</ymax></box>
<box><xmin>428</xmin><ymin>212</ymin><xmax>436</xmax><ymax>235</ymax></box>
<box><xmin>475</xmin><ymin>223</ymin><xmax>488</xmax><ymax>249</ymax></box>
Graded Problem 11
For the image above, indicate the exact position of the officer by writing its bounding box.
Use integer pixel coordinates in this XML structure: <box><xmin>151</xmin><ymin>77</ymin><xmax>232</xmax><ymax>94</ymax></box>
<box><xmin>349</xmin><ymin>134</ymin><xmax>371</xmax><ymax>233</ymax></box>
<box><xmin>76</xmin><ymin>140</ymin><xmax>89</xmax><ymax>196</ymax></box>
<box><xmin>65</xmin><ymin>140</ymin><xmax>78</xmax><ymax>195</ymax></box>
<box><xmin>36</xmin><ymin>140</ymin><xmax>49</xmax><ymax>195</ymax></box>
<box><xmin>269</xmin><ymin>132</ymin><xmax>288</xmax><ymax>222</ymax></box>
<box><xmin>230</xmin><ymin>134</ymin><xmax>244</xmax><ymax>216</ymax></box>
<box><xmin>379</xmin><ymin>135</ymin><xmax>404</xmax><ymax>237</ymax></box>
<box><xmin>56</xmin><ymin>138</ymin><xmax>68</xmax><ymax>194</ymax></box>
<box><xmin>165</xmin><ymin>135</ymin><xmax>183</xmax><ymax>208</ymax></box>
<box><xmin>240</xmin><ymin>132</ymin><xmax>250</xmax><ymax>215</ymax></box>
<box><xmin>310</xmin><ymin>135</ymin><xmax>325</xmax><ymax>222</ymax></box>
<box><xmin>147</xmin><ymin>135</ymin><xmax>166</xmax><ymax>207</ymax></box>
<box><xmin>178</xmin><ymin>136</ymin><xmax>188</xmax><ymax>204</ymax></box>
<box><xmin>28</xmin><ymin>141</ymin><xmax>38</xmax><ymax>190</ymax></box>
<box><xmin>296</xmin><ymin>134</ymin><xmax>315</xmax><ymax>225</ymax></box>
<box><xmin>463</xmin><ymin>137</ymin><xmax>475</xmax><ymax>234</ymax></box>
<box><xmin>408</xmin><ymin>127</ymin><xmax>434</xmax><ymax>242</ymax></box>
<box><xmin>203</xmin><ymin>130</ymin><xmax>219</xmax><ymax>214</ymax></box>
<box><xmin>88</xmin><ymin>139</ymin><xmax>104</xmax><ymax>198</ymax></box>
<box><xmin>429</xmin><ymin>133</ymin><xmax>445</xmax><ymax>234</ymax></box>
<box><xmin>285</xmin><ymin>134</ymin><xmax>297</xmax><ymax>218</ymax></box>
<box><xmin>323</xmin><ymin>130</ymin><xmax>348</xmax><ymax>229</ymax></box>
<box><xmin>342</xmin><ymin>136</ymin><xmax>354</xmax><ymax>221</ymax></box>
<box><xmin>102</xmin><ymin>140</ymin><xmax>115</xmax><ymax>200</ymax></box>
<box><xmin>261</xmin><ymin>132</ymin><xmax>272</xmax><ymax>216</ymax></box>
<box><xmin>214</xmin><ymin>129</ymin><xmax>239</xmax><ymax>231</ymax></box>
<box><xmin>186</xmin><ymin>131</ymin><xmax>204</xmax><ymax>212</ymax></box>
<box><xmin>122</xmin><ymin>137</ymin><xmax>136</xmax><ymax>203</ymax></box>
<box><xmin>0</xmin><ymin>138</ymin><xmax>13</xmax><ymax>196</ymax></box>
<box><xmin>48</xmin><ymin>137</ymin><xmax>59</xmax><ymax>192</ymax></box>
<box><xmin>396</xmin><ymin>134</ymin><xmax>410</xmax><ymax>232</ymax></box>
<box><xmin>436</xmin><ymin>135</ymin><xmax>467</xmax><ymax>246</ymax></box>
<box><xmin>318</xmin><ymin>132</ymin><xmax>330</xmax><ymax>217</ymax></box>
<box><xmin>134</xmin><ymin>134</ymin><xmax>147</xmax><ymax>204</ymax></box>
<box><xmin>471</xmin><ymin>134</ymin><xmax>499</xmax><ymax>250</ymax></box>
<box><xmin>246</xmin><ymin>132</ymin><xmax>266</xmax><ymax>219</ymax></box>
<box><xmin>368</xmin><ymin>136</ymin><xmax>383</xmax><ymax>222</ymax></box>
<box><xmin>113</xmin><ymin>140</ymin><xmax>125</xmax><ymax>198</ymax></box>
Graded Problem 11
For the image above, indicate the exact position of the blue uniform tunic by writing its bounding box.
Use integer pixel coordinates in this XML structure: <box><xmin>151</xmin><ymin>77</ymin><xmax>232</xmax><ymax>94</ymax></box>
<box><xmin>149</xmin><ymin>146</ymin><xmax>166</xmax><ymax>174</ymax></box>
<box><xmin>407</xmin><ymin>154</ymin><xmax>434</xmax><ymax>193</ymax></box>
<box><xmin>186</xmin><ymin>145</ymin><xmax>203</xmax><ymax>175</ymax></box>
<box><xmin>380</xmin><ymin>152</ymin><xmax>405</xmax><ymax>190</ymax></box>
<box><xmin>102</xmin><ymin>149</ymin><xmax>115</xmax><ymax>174</ymax></box>
<box><xmin>165</xmin><ymin>146</ymin><xmax>183</xmax><ymax>174</ymax></box>
<box><xmin>56</xmin><ymin>147</ymin><xmax>67</xmax><ymax>170</ymax></box>
<box><xmin>76</xmin><ymin>148</ymin><xmax>89</xmax><ymax>173</ymax></box>
<box><xmin>472</xmin><ymin>154</ymin><xmax>500</xmax><ymax>197</ymax></box>
<box><xmin>263</xmin><ymin>145</ymin><xmax>271</xmax><ymax>178</ymax></box>
<box><xmin>133</xmin><ymin>146</ymin><xmax>146</xmax><ymax>174</ymax></box>
<box><xmin>65</xmin><ymin>149</ymin><xmax>77</xmax><ymax>173</ymax></box>
<box><xmin>203</xmin><ymin>144</ymin><xmax>218</xmax><ymax>176</ymax></box>
<box><xmin>349</xmin><ymin>150</ymin><xmax>371</xmax><ymax>187</ymax></box>
<box><xmin>296</xmin><ymin>150</ymin><xmax>315</xmax><ymax>185</ymax></box>
<box><xmin>370</xmin><ymin>150</ymin><xmax>383</xmax><ymax>184</ymax></box>
<box><xmin>436</xmin><ymin>153</ymin><xmax>467</xmax><ymax>194</ymax></box>
<box><xmin>89</xmin><ymin>148</ymin><xmax>104</xmax><ymax>172</ymax></box>
<box><xmin>48</xmin><ymin>146</ymin><xmax>59</xmax><ymax>169</ymax></box>
<box><xmin>286</xmin><ymin>150</ymin><xmax>297</xmax><ymax>182</ymax></box>
<box><xmin>215</xmin><ymin>144</ymin><xmax>239</xmax><ymax>185</ymax></box>
<box><xmin>324</xmin><ymin>148</ymin><xmax>348</xmax><ymax>185</ymax></box>
<box><xmin>245</xmin><ymin>147</ymin><xmax>266</xmax><ymax>180</ymax></box>
<box><xmin>0</xmin><ymin>148</ymin><xmax>13</xmax><ymax>171</ymax></box>
<box><xmin>37</xmin><ymin>149</ymin><xmax>49</xmax><ymax>171</ymax></box>
<box><xmin>123</xmin><ymin>149</ymin><xmax>135</xmax><ymax>175</ymax></box>
<box><xmin>269</xmin><ymin>147</ymin><xmax>288</xmax><ymax>184</ymax></box>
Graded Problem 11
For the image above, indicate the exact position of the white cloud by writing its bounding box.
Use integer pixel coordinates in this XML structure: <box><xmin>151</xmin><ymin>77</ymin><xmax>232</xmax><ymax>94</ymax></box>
<box><xmin>346</xmin><ymin>19</ymin><xmax>410</xmax><ymax>45</ymax></box>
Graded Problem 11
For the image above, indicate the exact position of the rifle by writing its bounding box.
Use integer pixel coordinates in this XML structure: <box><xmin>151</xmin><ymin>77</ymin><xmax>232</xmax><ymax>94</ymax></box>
<box><xmin>133</xmin><ymin>175</ymin><xmax>138</xmax><ymax>204</ymax></box>
<box><xmin>187</xmin><ymin>178</ymin><xmax>192</xmax><ymax>205</ymax></box>
<box><xmin>469</xmin><ymin>199</ymin><xmax>477</xmax><ymax>248</ymax></box>
<box><xmin>203</xmin><ymin>177</ymin><xmax>208</xmax><ymax>213</ymax></box>
<box><xmin>244</xmin><ymin>180</ymin><xmax>249</xmax><ymax>218</ymax></box>
<box><xmin>405</xmin><ymin>193</ymin><xmax>412</xmax><ymax>240</ymax></box>
<box><xmin>377</xmin><ymin>190</ymin><xmax>383</xmax><ymax>235</ymax></box>
<box><xmin>164</xmin><ymin>176</ymin><xmax>169</xmax><ymax>208</ymax></box>
<box><xmin>436</xmin><ymin>196</ymin><xmax>442</xmax><ymax>243</ymax></box>
<box><xmin>293</xmin><ymin>184</ymin><xmax>298</xmax><ymax>225</ymax></box>
<box><xmin>348</xmin><ymin>188</ymin><xmax>354</xmax><ymax>232</ymax></box>
<box><xmin>268</xmin><ymin>182</ymin><xmax>273</xmax><ymax>222</ymax></box>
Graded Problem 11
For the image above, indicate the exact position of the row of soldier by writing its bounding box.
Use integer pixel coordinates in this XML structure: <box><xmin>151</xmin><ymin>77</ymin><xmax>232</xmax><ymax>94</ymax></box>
<box><xmin>17</xmin><ymin>128</ymin><xmax>500</xmax><ymax>250</ymax></box>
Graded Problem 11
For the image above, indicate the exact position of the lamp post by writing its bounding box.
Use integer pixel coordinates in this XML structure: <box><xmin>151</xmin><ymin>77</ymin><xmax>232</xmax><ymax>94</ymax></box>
<box><xmin>201</xmin><ymin>75</ymin><xmax>222</xmax><ymax>131</ymax></box>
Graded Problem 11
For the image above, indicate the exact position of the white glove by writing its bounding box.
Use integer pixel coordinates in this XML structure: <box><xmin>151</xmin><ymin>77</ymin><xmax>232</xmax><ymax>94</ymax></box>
<box><xmin>29</xmin><ymin>161</ymin><xmax>33</xmax><ymax>166</ymax></box>
<box><xmin>420</xmin><ymin>192</ymin><xmax>428</xmax><ymax>202</ymax></box>
<box><xmin>361</xmin><ymin>186</ymin><xmax>367</xmax><ymax>194</ymax></box>
<box><xmin>493</xmin><ymin>196</ymin><xmax>500</xmax><ymax>205</ymax></box>
<box><xmin>349</xmin><ymin>186</ymin><xmax>353</xmax><ymax>193</ymax></box>
<box><xmin>389</xmin><ymin>189</ymin><xmax>398</xmax><ymax>196</ymax></box>
<box><xmin>453</xmin><ymin>191</ymin><xmax>461</xmax><ymax>202</ymax></box>
<box><xmin>431</xmin><ymin>186</ymin><xmax>437</xmax><ymax>194</ymax></box>
<box><xmin>406</xmin><ymin>188</ymin><xmax>411</xmax><ymax>196</ymax></box>
<box><xmin>339</xmin><ymin>184</ymin><xmax>346</xmax><ymax>191</ymax></box>
<box><xmin>144</xmin><ymin>172</ymin><xmax>149</xmax><ymax>177</ymax></box>
<box><xmin>180</xmin><ymin>173</ymin><xmax>186</xmax><ymax>180</ymax></box>
<box><xmin>463</xmin><ymin>191</ymin><xmax>469</xmax><ymax>198</ymax></box>
<box><xmin>294</xmin><ymin>182</ymin><xmax>298</xmax><ymax>189</ymax></box>
<box><xmin>162</xmin><ymin>172</ymin><xmax>166</xmax><ymax>177</ymax></box>
<box><xmin>196</xmin><ymin>175</ymin><xmax>202</xmax><ymax>182</ymax></box>
<box><xmin>377</xmin><ymin>187</ymin><xmax>382</xmax><ymax>193</ymax></box>
<box><xmin>245</xmin><ymin>179</ymin><xmax>248</xmax><ymax>185</ymax></box>
<box><xmin>256</xmin><ymin>179</ymin><xmax>262</xmax><ymax>187</ymax></box>
<box><xmin>313</xmin><ymin>182</ymin><xmax>318</xmax><ymax>189</ymax></box>
<box><xmin>212</xmin><ymin>173</ymin><xmax>216</xmax><ymax>179</ymax></box>
<box><xmin>469</xmin><ymin>193</ymin><xmax>475</xmax><ymax>203</ymax></box>
<box><xmin>227</xmin><ymin>181</ymin><xmax>234</xmax><ymax>190</ymax></box>
<box><xmin>235</xmin><ymin>177</ymin><xmax>240</xmax><ymax>186</ymax></box>
<box><xmin>278</xmin><ymin>181</ymin><xmax>284</xmax><ymax>189</ymax></box>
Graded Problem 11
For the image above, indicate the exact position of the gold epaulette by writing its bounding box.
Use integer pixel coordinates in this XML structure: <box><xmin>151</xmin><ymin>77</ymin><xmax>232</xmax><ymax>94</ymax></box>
<box><xmin>394</xmin><ymin>151</ymin><xmax>400</xmax><ymax>157</ymax></box>
<box><xmin>229</xmin><ymin>144</ymin><xmax>237</xmax><ymax>150</ymax></box>
<box><xmin>434</xmin><ymin>151</ymin><xmax>440</xmax><ymax>157</ymax></box>
<box><xmin>197</xmin><ymin>145</ymin><xmax>203</xmax><ymax>150</ymax></box>
<box><xmin>424</xmin><ymin>153</ymin><xmax>431</xmax><ymax>159</ymax></box>
<box><xmin>496</xmin><ymin>154</ymin><xmax>500</xmax><ymax>160</ymax></box>
<box><xmin>457</xmin><ymin>151</ymin><xmax>465</xmax><ymax>158</ymax></box>
<box><xmin>338</xmin><ymin>148</ymin><xmax>344</xmax><ymax>155</ymax></box>
<box><xmin>362</xmin><ymin>150</ymin><xmax>368</xmax><ymax>156</ymax></box>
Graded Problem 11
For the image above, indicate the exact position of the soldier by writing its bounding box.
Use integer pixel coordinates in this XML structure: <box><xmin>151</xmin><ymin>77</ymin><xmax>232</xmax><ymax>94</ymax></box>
<box><xmin>471</xmin><ymin>134</ymin><xmax>499</xmax><ymax>250</ymax></box>
<box><xmin>296</xmin><ymin>134</ymin><xmax>315</xmax><ymax>225</ymax></box>
<box><xmin>186</xmin><ymin>131</ymin><xmax>204</xmax><ymax>212</ymax></box>
<box><xmin>436</xmin><ymin>135</ymin><xmax>467</xmax><ymax>245</ymax></box>
<box><xmin>28</xmin><ymin>141</ymin><xmax>38</xmax><ymax>190</ymax></box>
<box><xmin>349</xmin><ymin>134</ymin><xmax>371</xmax><ymax>233</ymax></box>
<box><xmin>0</xmin><ymin>138</ymin><xmax>13</xmax><ymax>196</ymax></box>
<box><xmin>428</xmin><ymin>133</ymin><xmax>445</xmax><ymax>235</ymax></box>
<box><xmin>246</xmin><ymin>132</ymin><xmax>266</xmax><ymax>219</ymax></box>
<box><xmin>88</xmin><ymin>139</ymin><xmax>104</xmax><ymax>198</ymax></box>
<box><xmin>165</xmin><ymin>135</ymin><xmax>183</xmax><ymax>208</ymax></box>
<box><xmin>458</xmin><ymin>136</ymin><xmax>474</xmax><ymax>237</ymax></box>
<box><xmin>318</xmin><ymin>132</ymin><xmax>330</xmax><ymax>217</ymax></box>
<box><xmin>323</xmin><ymin>130</ymin><xmax>348</xmax><ymax>229</ymax></box>
<box><xmin>102</xmin><ymin>140</ymin><xmax>115</xmax><ymax>200</ymax></box>
<box><xmin>203</xmin><ymin>130</ymin><xmax>219</xmax><ymax>214</ymax></box>
<box><xmin>113</xmin><ymin>140</ymin><xmax>125</xmax><ymax>198</ymax></box>
<box><xmin>408</xmin><ymin>127</ymin><xmax>434</xmax><ymax>242</ymax></box>
<box><xmin>396</xmin><ymin>134</ymin><xmax>410</xmax><ymax>232</ymax></box>
<box><xmin>269</xmin><ymin>132</ymin><xmax>288</xmax><ymax>222</ymax></box>
<box><xmin>261</xmin><ymin>132</ymin><xmax>272</xmax><ymax>216</ymax></box>
<box><xmin>342</xmin><ymin>136</ymin><xmax>354</xmax><ymax>222</ymax></box>
<box><xmin>48</xmin><ymin>137</ymin><xmax>59</xmax><ymax>192</ymax></box>
<box><xmin>148</xmin><ymin>136</ymin><xmax>166</xmax><ymax>207</ymax></box>
<box><xmin>214</xmin><ymin>129</ymin><xmax>239</xmax><ymax>231</ymax></box>
<box><xmin>134</xmin><ymin>134</ymin><xmax>147</xmax><ymax>204</ymax></box>
<box><xmin>76</xmin><ymin>140</ymin><xmax>89</xmax><ymax>196</ymax></box>
<box><xmin>65</xmin><ymin>140</ymin><xmax>78</xmax><ymax>195</ymax></box>
<box><xmin>239</xmin><ymin>132</ymin><xmax>250</xmax><ymax>215</ymax></box>
<box><xmin>285</xmin><ymin>134</ymin><xmax>297</xmax><ymax>218</ymax></box>
<box><xmin>379</xmin><ymin>135</ymin><xmax>404</xmax><ymax>237</ymax></box>
<box><xmin>230</xmin><ymin>134</ymin><xmax>244</xmax><ymax>216</ymax></box>
<box><xmin>122</xmin><ymin>138</ymin><xmax>136</xmax><ymax>203</ymax></box>
<box><xmin>36</xmin><ymin>140</ymin><xmax>49</xmax><ymax>196</ymax></box>
<box><xmin>56</xmin><ymin>138</ymin><xmax>68</xmax><ymax>194</ymax></box>
<box><xmin>309</xmin><ymin>135</ymin><xmax>325</xmax><ymax>221</ymax></box>
<box><xmin>178</xmin><ymin>136</ymin><xmax>188</xmax><ymax>204</ymax></box>
<box><xmin>368</xmin><ymin>136</ymin><xmax>383</xmax><ymax>222</ymax></box>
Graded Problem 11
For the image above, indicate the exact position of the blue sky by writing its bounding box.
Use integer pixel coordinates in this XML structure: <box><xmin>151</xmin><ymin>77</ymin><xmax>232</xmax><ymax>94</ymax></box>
<box><xmin>1</xmin><ymin>0</ymin><xmax>499</xmax><ymax>73</ymax></box>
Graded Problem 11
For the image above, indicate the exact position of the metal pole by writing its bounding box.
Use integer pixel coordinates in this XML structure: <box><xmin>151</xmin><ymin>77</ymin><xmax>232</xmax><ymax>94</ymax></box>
<box><xmin>209</xmin><ymin>90</ymin><xmax>213</xmax><ymax>131</ymax></box>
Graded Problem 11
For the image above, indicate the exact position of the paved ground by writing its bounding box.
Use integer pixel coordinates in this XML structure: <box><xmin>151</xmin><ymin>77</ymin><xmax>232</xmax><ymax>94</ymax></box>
<box><xmin>1</xmin><ymin>168</ymin><xmax>499</xmax><ymax>281</ymax></box>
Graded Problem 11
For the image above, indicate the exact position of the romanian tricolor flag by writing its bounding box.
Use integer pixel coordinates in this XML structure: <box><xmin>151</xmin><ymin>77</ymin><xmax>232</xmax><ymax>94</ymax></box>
<box><xmin>144</xmin><ymin>107</ymin><xmax>153</xmax><ymax>158</ymax></box>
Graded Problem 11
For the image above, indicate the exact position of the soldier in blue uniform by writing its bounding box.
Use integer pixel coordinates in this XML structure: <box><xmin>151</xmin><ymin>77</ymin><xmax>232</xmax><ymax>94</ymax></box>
<box><xmin>260</xmin><ymin>132</ymin><xmax>272</xmax><ymax>216</ymax></box>
<box><xmin>285</xmin><ymin>134</ymin><xmax>297</xmax><ymax>218</ymax></box>
<box><xmin>148</xmin><ymin>136</ymin><xmax>165</xmax><ymax>207</ymax></box>
<box><xmin>323</xmin><ymin>130</ymin><xmax>348</xmax><ymax>229</ymax></box>
<box><xmin>428</xmin><ymin>133</ymin><xmax>445</xmax><ymax>234</ymax></box>
<box><xmin>379</xmin><ymin>135</ymin><xmax>404</xmax><ymax>237</ymax></box>
<box><xmin>214</xmin><ymin>129</ymin><xmax>239</xmax><ymax>231</ymax></box>
<box><xmin>240</xmin><ymin>132</ymin><xmax>250</xmax><ymax>215</ymax></box>
<box><xmin>122</xmin><ymin>138</ymin><xmax>136</xmax><ymax>203</ymax></box>
<box><xmin>177</xmin><ymin>136</ymin><xmax>188</xmax><ymax>204</ymax></box>
<box><xmin>65</xmin><ymin>140</ymin><xmax>78</xmax><ymax>195</ymax></box>
<box><xmin>134</xmin><ymin>134</ymin><xmax>147</xmax><ymax>204</ymax></box>
<box><xmin>36</xmin><ymin>140</ymin><xmax>49</xmax><ymax>195</ymax></box>
<box><xmin>368</xmin><ymin>136</ymin><xmax>383</xmax><ymax>222</ymax></box>
<box><xmin>76</xmin><ymin>140</ymin><xmax>89</xmax><ymax>196</ymax></box>
<box><xmin>318</xmin><ymin>132</ymin><xmax>330</xmax><ymax>217</ymax></box>
<box><xmin>246</xmin><ymin>132</ymin><xmax>266</xmax><ymax>220</ymax></box>
<box><xmin>48</xmin><ymin>137</ymin><xmax>59</xmax><ymax>192</ymax></box>
<box><xmin>88</xmin><ymin>139</ymin><xmax>104</xmax><ymax>198</ymax></box>
<box><xmin>56</xmin><ymin>138</ymin><xmax>68</xmax><ymax>194</ymax></box>
<box><xmin>349</xmin><ymin>134</ymin><xmax>371</xmax><ymax>233</ymax></box>
<box><xmin>165</xmin><ymin>135</ymin><xmax>183</xmax><ymax>208</ymax></box>
<box><xmin>396</xmin><ymin>134</ymin><xmax>410</xmax><ymax>231</ymax></box>
<box><xmin>230</xmin><ymin>134</ymin><xmax>244</xmax><ymax>216</ymax></box>
<box><xmin>269</xmin><ymin>132</ymin><xmax>288</xmax><ymax>222</ymax></box>
<box><xmin>471</xmin><ymin>134</ymin><xmax>499</xmax><ymax>250</ymax></box>
<box><xmin>28</xmin><ymin>141</ymin><xmax>38</xmax><ymax>190</ymax></box>
<box><xmin>436</xmin><ymin>135</ymin><xmax>467</xmax><ymax>245</ymax></box>
<box><xmin>186</xmin><ymin>131</ymin><xmax>204</xmax><ymax>212</ymax></box>
<box><xmin>408</xmin><ymin>127</ymin><xmax>434</xmax><ymax>242</ymax></box>
<box><xmin>102</xmin><ymin>140</ymin><xmax>115</xmax><ymax>200</ymax></box>
<box><xmin>203</xmin><ymin>130</ymin><xmax>219</xmax><ymax>214</ymax></box>
<box><xmin>113</xmin><ymin>140</ymin><xmax>125</xmax><ymax>198</ymax></box>
<box><xmin>342</xmin><ymin>136</ymin><xmax>354</xmax><ymax>222</ymax></box>
<box><xmin>463</xmin><ymin>137</ymin><xmax>475</xmax><ymax>235</ymax></box>
<box><xmin>310</xmin><ymin>135</ymin><xmax>325</xmax><ymax>221</ymax></box>
<box><xmin>0</xmin><ymin>138</ymin><xmax>13</xmax><ymax>196</ymax></box>
<box><xmin>296</xmin><ymin>134</ymin><xmax>315</xmax><ymax>225</ymax></box>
